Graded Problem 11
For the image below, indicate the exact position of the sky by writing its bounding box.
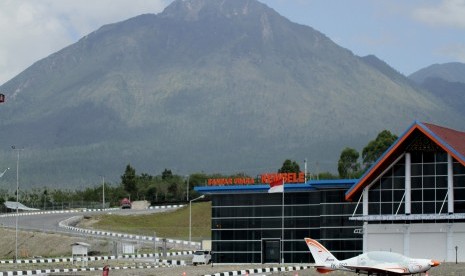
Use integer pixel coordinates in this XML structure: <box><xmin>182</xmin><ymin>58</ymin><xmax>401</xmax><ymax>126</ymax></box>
<box><xmin>0</xmin><ymin>0</ymin><xmax>464</xmax><ymax>85</ymax></box>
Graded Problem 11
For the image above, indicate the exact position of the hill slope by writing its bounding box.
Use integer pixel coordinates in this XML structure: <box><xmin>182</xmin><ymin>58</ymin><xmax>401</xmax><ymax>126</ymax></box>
<box><xmin>409</xmin><ymin>62</ymin><xmax>465</xmax><ymax>118</ymax></box>
<box><xmin>409</xmin><ymin>62</ymin><xmax>465</xmax><ymax>84</ymax></box>
<box><xmin>0</xmin><ymin>0</ymin><xmax>463</xmax><ymax>188</ymax></box>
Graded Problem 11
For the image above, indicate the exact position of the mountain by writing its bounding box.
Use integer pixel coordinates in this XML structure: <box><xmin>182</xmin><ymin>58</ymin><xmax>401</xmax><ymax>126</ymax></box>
<box><xmin>0</xmin><ymin>0</ymin><xmax>463</xmax><ymax>189</ymax></box>
<box><xmin>409</xmin><ymin>62</ymin><xmax>465</xmax><ymax>84</ymax></box>
<box><xmin>360</xmin><ymin>55</ymin><xmax>418</xmax><ymax>87</ymax></box>
<box><xmin>409</xmin><ymin>62</ymin><xmax>465</xmax><ymax>118</ymax></box>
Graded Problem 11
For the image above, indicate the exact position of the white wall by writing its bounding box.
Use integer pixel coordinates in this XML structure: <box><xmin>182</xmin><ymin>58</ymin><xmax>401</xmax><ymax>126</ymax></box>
<box><xmin>366</xmin><ymin>224</ymin><xmax>403</xmax><ymax>253</ymax></box>
<box><xmin>366</xmin><ymin>223</ymin><xmax>465</xmax><ymax>262</ymax></box>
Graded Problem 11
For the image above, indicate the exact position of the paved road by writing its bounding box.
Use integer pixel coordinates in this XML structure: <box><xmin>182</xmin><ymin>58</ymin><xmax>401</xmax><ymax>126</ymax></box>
<box><xmin>0</xmin><ymin>207</ymin><xmax>182</xmax><ymax>243</ymax></box>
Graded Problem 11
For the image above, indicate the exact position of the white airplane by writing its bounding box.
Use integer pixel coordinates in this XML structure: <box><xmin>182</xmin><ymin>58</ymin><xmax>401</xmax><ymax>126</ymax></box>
<box><xmin>305</xmin><ymin>238</ymin><xmax>440</xmax><ymax>275</ymax></box>
<box><xmin>0</xmin><ymin>168</ymin><xmax>9</xmax><ymax>178</ymax></box>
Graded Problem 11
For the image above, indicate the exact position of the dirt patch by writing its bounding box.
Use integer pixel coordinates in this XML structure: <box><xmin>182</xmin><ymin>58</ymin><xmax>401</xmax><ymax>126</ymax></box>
<box><xmin>76</xmin><ymin>215</ymin><xmax>100</xmax><ymax>229</ymax></box>
<box><xmin>0</xmin><ymin>227</ymin><xmax>112</xmax><ymax>259</ymax></box>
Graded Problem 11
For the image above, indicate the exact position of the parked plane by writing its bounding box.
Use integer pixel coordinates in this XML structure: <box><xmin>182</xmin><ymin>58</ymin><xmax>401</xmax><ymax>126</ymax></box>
<box><xmin>0</xmin><ymin>168</ymin><xmax>9</xmax><ymax>178</ymax></box>
<box><xmin>305</xmin><ymin>238</ymin><xmax>440</xmax><ymax>275</ymax></box>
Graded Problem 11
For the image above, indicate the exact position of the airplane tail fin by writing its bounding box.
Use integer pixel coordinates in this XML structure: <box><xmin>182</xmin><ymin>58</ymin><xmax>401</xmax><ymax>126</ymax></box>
<box><xmin>304</xmin><ymin>238</ymin><xmax>339</xmax><ymax>265</ymax></box>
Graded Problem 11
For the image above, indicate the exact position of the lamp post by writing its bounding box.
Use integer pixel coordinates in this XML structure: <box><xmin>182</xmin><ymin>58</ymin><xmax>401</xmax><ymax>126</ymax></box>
<box><xmin>304</xmin><ymin>158</ymin><xmax>307</xmax><ymax>182</ymax></box>
<box><xmin>189</xmin><ymin>195</ymin><xmax>205</xmax><ymax>243</ymax></box>
<box><xmin>12</xmin><ymin>145</ymin><xmax>24</xmax><ymax>262</ymax></box>
<box><xmin>102</xmin><ymin>176</ymin><xmax>105</xmax><ymax>209</ymax></box>
<box><xmin>186</xmin><ymin>175</ymin><xmax>190</xmax><ymax>202</ymax></box>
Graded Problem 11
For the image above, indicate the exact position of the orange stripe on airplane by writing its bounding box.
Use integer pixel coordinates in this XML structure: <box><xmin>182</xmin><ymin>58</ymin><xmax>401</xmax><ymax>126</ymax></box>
<box><xmin>316</xmin><ymin>267</ymin><xmax>334</xmax><ymax>274</ymax></box>
<box><xmin>305</xmin><ymin>238</ymin><xmax>329</xmax><ymax>253</ymax></box>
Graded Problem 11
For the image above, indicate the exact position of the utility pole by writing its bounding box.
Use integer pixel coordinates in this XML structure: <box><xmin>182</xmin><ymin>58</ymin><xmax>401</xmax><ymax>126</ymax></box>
<box><xmin>304</xmin><ymin>158</ymin><xmax>307</xmax><ymax>182</ymax></box>
<box><xmin>12</xmin><ymin>146</ymin><xmax>24</xmax><ymax>263</ymax></box>
<box><xmin>102</xmin><ymin>176</ymin><xmax>105</xmax><ymax>209</ymax></box>
<box><xmin>186</xmin><ymin>175</ymin><xmax>190</xmax><ymax>201</ymax></box>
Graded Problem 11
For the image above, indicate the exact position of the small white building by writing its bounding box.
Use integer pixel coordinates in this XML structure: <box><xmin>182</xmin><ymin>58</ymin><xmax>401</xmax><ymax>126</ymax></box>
<box><xmin>71</xmin><ymin>242</ymin><xmax>90</xmax><ymax>266</ymax></box>
<box><xmin>122</xmin><ymin>242</ymin><xmax>136</xmax><ymax>254</ymax></box>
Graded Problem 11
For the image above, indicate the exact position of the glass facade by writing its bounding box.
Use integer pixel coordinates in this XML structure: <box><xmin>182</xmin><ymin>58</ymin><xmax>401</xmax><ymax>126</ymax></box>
<box><xmin>369</xmin><ymin>156</ymin><xmax>406</xmax><ymax>215</ymax></box>
<box><xmin>454</xmin><ymin>159</ymin><xmax>465</xmax><ymax>213</ymax></box>
<box><xmin>410</xmin><ymin>151</ymin><xmax>448</xmax><ymax>214</ymax></box>
<box><xmin>367</xmin><ymin>143</ymin><xmax>465</xmax><ymax>217</ymax></box>
<box><xmin>211</xmin><ymin>189</ymin><xmax>362</xmax><ymax>263</ymax></box>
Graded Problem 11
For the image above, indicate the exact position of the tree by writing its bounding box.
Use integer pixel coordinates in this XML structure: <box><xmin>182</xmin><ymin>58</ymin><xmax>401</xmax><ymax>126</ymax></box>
<box><xmin>338</xmin><ymin>147</ymin><xmax>361</xmax><ymax>179</ymax></box>
<box><xmin>146</xmin><ymin>185</ymin><xmax>158</xmax><ymax>203</ymax></box>
<box><xmin>278</xmin><ymin>159</ymin><xmax>301</xmax><ymax>173</ymax></box>
<box><xmin>121</xmin><ymin>164</ymin><xmax>137</xmax><ymax>198</ymax></box>
<box><xmin>317</xmin><ymin>172</ymin><xmax>339</xmax><ymax>180</ymax></box>
<box><xmin>188</xmin><ymin>173</ymin><xmax>208</xmax><ymax>199</ymax></box>
<box><xmin>168</xmin><ymin>182</ymin><xmax>178</xmax><ymax>200</ymax></box>
<box><xmin>162</xmin><ymin>169</ymin><xmax>173</xmax><ymax>180</ymax></box>
<box><xmin>362</xmin><ymin>130</ymin><xmax>398</xmax><ymax>169</ymax></box>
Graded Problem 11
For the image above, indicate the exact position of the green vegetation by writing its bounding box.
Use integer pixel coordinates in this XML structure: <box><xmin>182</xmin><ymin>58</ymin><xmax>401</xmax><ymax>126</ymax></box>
<box><xmin>362</xmin><ymin>130</ymin><xmax>398</xmax><ymax>169</ymax></box>
<box><xmin>337</xmin><ymin>130</ymin><xmax>398</xmax><ymax>179</ymax></box>
<box><xmin>338</xmin><ymin>148</ymin><xmax>361</xmax><ymax>179</ymax></box>
<box><xmin>0</xmin><ymin>0</ymin><xmax>461</xmax><ymax>191</ymax></box>
<box><xmin>278</xmin><ymin>159</ymin><xmax>300</xmax><ymax>174</ymax></box>
<box><xmin>0</xmin><ymin>129</ymin><xmax>398</xmax><ymax>211</ymax></box>
<box><xmin>90</xmin><ymin>201</ymin><xmax>211</xmax><ymax>241</ymax></box>
<box><xmin>0</xmin><ymin>125</ymin><xmax>400</xmax><ymax>213</ymax></box>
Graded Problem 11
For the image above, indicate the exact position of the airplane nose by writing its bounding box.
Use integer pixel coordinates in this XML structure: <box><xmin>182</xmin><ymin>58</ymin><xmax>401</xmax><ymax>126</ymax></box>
<box><xmin>430</xmin><ymin>260</ymin><xmax>440</xmax><ymax>267</ymax></box>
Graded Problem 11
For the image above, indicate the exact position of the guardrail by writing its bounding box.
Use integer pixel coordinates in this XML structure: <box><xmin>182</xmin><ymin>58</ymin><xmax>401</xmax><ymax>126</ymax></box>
<box><xmin>0</xmin><ymin>204</ymin><xmax>187</xmax><ymax>218</ymax></box>
<box><xmin>203</xmin><ymin>265</ymin><xmax>312</xmax><ymax>276</ymax></box>
<box><xmin>0</xmin><ymin>208</ymin><xmax>120</xmax><ymax>218</ymax></box>
<box><xmin>59</xmin><ymin>215</ymin><xmax>201</xmax><ymax>249</ymax></box>
<box><xmin>0</xmin><ymin>262</ymin><xmax>186</xmax><ymax>276</ymax></box>
<box><xmin>0</xmin><ymin>251</ymin><xmax>192</xmax><ymax>265</ymax></box>
<box><xmin>55</xmin><ymin>204</ymin><xmax>201</xmax><ymax>249</ymax></box>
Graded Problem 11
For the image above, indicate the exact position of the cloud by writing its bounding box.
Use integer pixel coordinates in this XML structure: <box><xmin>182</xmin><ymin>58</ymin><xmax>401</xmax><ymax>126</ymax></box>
<box><xmin>0</xmin><ymin>0</ymin><xmax>169</xmax><ymax>84</ymax></box>
<box><xmin>412</xmin><ymin>0</ymin><xmax>465</xmax><ymax>28</ymax></box>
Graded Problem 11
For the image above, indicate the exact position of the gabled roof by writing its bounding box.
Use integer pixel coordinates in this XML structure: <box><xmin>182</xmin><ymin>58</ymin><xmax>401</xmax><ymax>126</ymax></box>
<box><xmin>345</xmin><ymin>121</ymin><xmax>465</xmax><ymax>201</ymax></box>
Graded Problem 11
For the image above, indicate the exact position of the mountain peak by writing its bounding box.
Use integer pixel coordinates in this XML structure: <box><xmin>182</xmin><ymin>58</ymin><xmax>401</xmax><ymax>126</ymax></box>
<box><xmin>161</xmin><ymin>0</ymin><xmax>273</xmax><ymax>21</ymax></box>
<box><xmin>0</xmin><ymin>0</ymin><xmax>463</xmax><ymax>189</ymax></box>
<box><xmin>409</xmin><ymin>62</ymin><xmax>465</xmax><ymax>84</ymax></box>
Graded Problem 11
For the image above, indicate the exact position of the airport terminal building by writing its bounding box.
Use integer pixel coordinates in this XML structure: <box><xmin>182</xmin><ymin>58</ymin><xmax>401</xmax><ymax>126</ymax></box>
<box><xmin>197</xmin><ymin>179</ymin><xmax>363</xmax><ymax>263</ymax></box>
<box><xmin>195</xmin><ymin>121</ymin><xmax>465</xmax><ymax>263</ymax></box>
<box><xmin>346</xmin><ymin>121</ymin><xmax>465</xmax><ymax>263</ymax></box>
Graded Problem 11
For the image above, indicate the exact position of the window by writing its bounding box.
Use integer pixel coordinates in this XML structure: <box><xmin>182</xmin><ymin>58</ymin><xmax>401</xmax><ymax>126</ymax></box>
<box><xmin>369</xmin><ymin>150</ymin><xmax>454</xmax><ymax>216</ymax></box>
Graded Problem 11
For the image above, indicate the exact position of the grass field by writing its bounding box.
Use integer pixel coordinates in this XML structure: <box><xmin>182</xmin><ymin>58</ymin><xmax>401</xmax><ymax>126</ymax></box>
<box><xmin>87</xmin><ymin>201</ymin><xmax>211</xmax><ymax>241</ymax></box>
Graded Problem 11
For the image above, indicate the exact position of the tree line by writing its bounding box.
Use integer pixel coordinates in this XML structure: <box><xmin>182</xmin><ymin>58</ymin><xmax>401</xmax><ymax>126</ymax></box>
<box><xmin>0</xmin><ymin>129</ymin><xmax>397</xmax><ymax>209</ymax></box>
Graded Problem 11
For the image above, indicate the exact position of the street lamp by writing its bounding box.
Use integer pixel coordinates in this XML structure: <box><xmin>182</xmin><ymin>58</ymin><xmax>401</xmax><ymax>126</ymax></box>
<box><xmin>102</xmin><ymin>176</ymin><xmax>105</xmax><ymax>209</ymax></box>
<box><xmin>189</xmin><ymin>195</ymin><xmax>205</xmax><ymax>243</ymax></box>
<box><xmin>12</xmin><ymin>145</ymin><xmax>24</xmax><ymax>262</ymax></box>
<box><xmin>186</xmin><ymin>175</ymin><xmax>190</xmax><ymax>202</ymax></box>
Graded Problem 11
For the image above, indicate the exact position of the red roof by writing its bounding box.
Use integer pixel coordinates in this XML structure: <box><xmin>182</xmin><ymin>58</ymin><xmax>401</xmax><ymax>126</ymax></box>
<box><xmin>423</xmin><ymin>122</ymin><xmax>465</xmax><ymax>159</ymax></box>
<box><xmin>345</xmin><ymin>121</ymin><xmax>465</xmax><ymax>201</ymax></box>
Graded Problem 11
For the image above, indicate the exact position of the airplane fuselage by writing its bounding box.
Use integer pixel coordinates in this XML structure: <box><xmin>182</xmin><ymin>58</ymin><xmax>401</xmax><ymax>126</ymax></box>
<box><xmin>305</xmin><ymin>238</ymin><xmax>440</xmax><ymax>275</ymax></box>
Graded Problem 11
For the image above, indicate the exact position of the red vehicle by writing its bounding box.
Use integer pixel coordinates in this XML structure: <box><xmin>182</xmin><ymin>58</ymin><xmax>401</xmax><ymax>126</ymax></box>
<box><xmin>120</xmin><ymin>198</ymin><xmax>131</xmax><ymax>209</ymax></box>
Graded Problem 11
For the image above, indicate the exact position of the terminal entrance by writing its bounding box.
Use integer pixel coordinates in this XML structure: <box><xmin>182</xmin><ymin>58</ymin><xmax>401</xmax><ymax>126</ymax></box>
<box><xmin>262</xmin><ymin>239</ymin><xmax>280</xmax><ymax>263</ymax></box>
